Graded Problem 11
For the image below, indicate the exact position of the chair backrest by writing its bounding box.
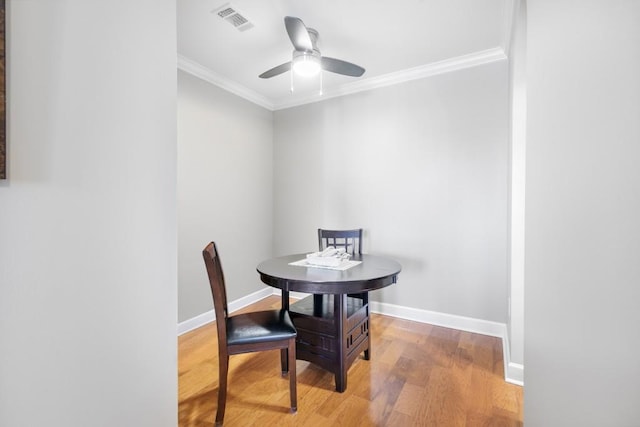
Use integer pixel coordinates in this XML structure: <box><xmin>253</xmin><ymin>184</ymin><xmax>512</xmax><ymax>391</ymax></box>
<box><xmin>203</xmin><ymin>242</ymin><xmax>229</xmax><ymax>346</ymax></box>
<box><xmin>318</xmin><ymin>228</ymin><xmax>363</xmax><ymax>256</ymax></box>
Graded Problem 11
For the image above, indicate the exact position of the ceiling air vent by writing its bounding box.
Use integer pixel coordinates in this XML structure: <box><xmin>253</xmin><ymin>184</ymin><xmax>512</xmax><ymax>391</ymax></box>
<box><xmin>212</xmin><ymin>3</ymin><xmax>254</xmax><ymax>32</ymax></box>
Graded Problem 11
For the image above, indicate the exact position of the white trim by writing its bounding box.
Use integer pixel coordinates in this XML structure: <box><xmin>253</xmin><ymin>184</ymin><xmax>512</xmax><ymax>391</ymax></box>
<box><xmin>503</xmin><ymin>0</ymin><xmax>517</xmax><ymax>55</ymax></box>
<box><xmin>501</xmin><ymin>325</ymin><xmax>525</xmax><ymax>386</ymax></box>
<box><xmin>177</xmin><ymin>54</ymin><xmax>274</xmax><ymax>111</ymax></box>
<box><xmin>507</xmin><ymin>362</ymin><xmax>524</xmax><ymax>386</ymax></box>
<box><xmin>507</xmin><ymin>0</ymin><xmax>527</xmax><ymax>386</ymax></box>
<box><xmin>177</xmin><ymin>287</ymin><xmax>274</xmax><ymax>336</ymax></box>
<box><xmin>272</xmin><ymin>48</ymin><xmax>507</xmax><ymax>110</ymax></box>
<box><xmin>369</xmin><ymin>300</ymin><xmax>506</xmax><ymax>338</ymax></box>
<box><xmin>177</xmin><ymin>48</ymin><xmax>507</xmax><ymax>112</ymax></box>
<box><xmin>370</xmin><ymin>300</ymin><xmax>523</xmax><ymax>386</ymax></box>
<box><xmin>177</xmin><ymin>308</ymin><xmax>215</xmax><ymax>336</ymax></box>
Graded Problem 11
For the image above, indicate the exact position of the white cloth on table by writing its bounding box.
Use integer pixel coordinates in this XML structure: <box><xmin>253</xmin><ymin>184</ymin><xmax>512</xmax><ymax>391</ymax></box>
<box><xmin>305</xmin><ymin>246</ymin><xmax>350</xmax><ymax>267</ymax></box>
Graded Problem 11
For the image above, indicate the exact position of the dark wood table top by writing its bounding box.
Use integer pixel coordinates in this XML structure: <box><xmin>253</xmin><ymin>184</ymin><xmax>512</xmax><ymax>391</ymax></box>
<box><xmin>257</xmin><ymin>253</ymin><xmax>401</xmax><ymax>294</ymax></box>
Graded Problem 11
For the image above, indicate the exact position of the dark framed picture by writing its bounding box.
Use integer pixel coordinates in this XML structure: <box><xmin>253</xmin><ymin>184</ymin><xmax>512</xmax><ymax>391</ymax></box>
<box><xmin>0</xmin><ymin>0</ymin><xmax>5</xmax><ymax>179</ymax></box>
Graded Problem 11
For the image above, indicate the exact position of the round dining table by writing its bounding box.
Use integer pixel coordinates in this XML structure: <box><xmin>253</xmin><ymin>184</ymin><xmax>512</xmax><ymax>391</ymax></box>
<box><xmin>257</xmin><ymin>253</ymin><xmax>401</xmax><ymax>392</ymax></box>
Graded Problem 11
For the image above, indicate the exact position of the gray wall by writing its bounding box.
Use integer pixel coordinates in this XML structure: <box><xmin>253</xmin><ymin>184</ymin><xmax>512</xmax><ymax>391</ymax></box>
<box><xmin>0</xmin><ymin>2</ymin><xmax>177</xmax><ymax>426</ymax></box>
<box><xmin>178</xmin><ymin>71</ymin><xmax>274</xmax><ymax>322</ymax></box>
<box><xmin>274</xmin><ymin>61</ymin><xmax>510</xmax><ymax>323</ymax></box>
<box><xmin>525</xmin><ymin>1</ymin><xmax>640</xmax><ymax>425</ymax></box>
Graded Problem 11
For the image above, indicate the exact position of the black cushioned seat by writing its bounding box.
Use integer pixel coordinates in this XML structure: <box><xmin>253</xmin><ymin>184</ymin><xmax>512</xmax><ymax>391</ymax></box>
<box><xmin>226</xmin><ymin>309</ymin><xmax>297</xmax><ymax>346</ymax></box>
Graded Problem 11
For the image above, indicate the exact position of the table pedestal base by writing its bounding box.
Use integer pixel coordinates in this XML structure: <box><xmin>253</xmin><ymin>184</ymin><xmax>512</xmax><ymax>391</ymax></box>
<box><xmin>287</xmin><ymin>293</ymin><xmax>370</xmax><ymax>392</ymax></box>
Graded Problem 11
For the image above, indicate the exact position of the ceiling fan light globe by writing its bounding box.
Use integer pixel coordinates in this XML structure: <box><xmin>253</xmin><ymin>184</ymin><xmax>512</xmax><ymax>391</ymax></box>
<box><xmin>293</xmin><ymin>53</ymin><xmax>321</xmax><ymax>77</ymax></box>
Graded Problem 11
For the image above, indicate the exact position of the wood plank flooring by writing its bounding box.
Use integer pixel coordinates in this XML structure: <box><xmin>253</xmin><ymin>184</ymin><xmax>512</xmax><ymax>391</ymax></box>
<box><xmin>179</xmin><ymin>296</ymin><xmax>523</xmax><ymax>426</ymax></box>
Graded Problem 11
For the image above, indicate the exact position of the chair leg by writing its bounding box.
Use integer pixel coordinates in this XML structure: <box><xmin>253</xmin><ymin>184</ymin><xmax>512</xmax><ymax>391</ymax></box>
<box><xmin>280</xmin><ymin>348</ymin><xmax>288</xmax><ymax>375</ymax></box>
<box><xmin>215</xmin><ymin>354</ymin><xmax>229</xmax><ymax>426</ymax></box>
<box><xmin>288</xmin><ymin>337</ymin><xmax>297</xmax><ymax>412</ymax></box>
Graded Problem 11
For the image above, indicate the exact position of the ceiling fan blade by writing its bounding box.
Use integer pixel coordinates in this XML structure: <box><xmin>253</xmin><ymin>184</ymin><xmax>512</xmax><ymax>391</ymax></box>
<box><xmin>321</xmin><ymin>57</ymin><xmax>365</xmax><ymax>77</ymax></box>
<box><xmin>259</xmin><ymin>62</ymin><xmax>292</xmax><ymax>79</ymax></box>
<box><xmin>284</xmin><ymin>16</ymin><xmax>313</xmax><ymax>52</ymax></box>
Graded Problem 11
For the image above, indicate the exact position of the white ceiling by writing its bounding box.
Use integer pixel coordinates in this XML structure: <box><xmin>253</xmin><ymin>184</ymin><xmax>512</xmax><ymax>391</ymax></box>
<box><xmin>177</xmin><ymin>0</ymin><xmax>512</xmax><ymax>110</ymax></box>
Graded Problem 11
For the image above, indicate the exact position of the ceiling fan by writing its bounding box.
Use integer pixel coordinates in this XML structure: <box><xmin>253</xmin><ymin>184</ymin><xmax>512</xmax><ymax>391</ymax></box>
<box><xmin>259</xmin><ymin>16</ymin><xmax>365</xmax><ymax>79</ymax></box>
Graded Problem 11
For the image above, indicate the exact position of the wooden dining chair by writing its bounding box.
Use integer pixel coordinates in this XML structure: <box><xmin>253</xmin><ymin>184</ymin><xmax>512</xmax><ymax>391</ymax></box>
<box><xmin>317</xmin><ymin>228</ymin><xmax>366</xmax><ymax>303</ymax></box>
<box><xmin>317</xmin><ymin>228</ymin><xmax>363</xmax><ymax>258</ymax></box>
<box><xmin>202</xmin><ymin>242</ymin><xmax>297</xmax><ymax>426</ymax></box>
<box><xmin>313</xmin><ymin>228</ymin><xmax>371</xmax><ymax>362</ymax></box>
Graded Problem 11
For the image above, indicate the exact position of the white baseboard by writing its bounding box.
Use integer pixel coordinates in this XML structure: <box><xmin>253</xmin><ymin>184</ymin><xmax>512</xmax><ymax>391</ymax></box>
<box><xmin>177</xmin><ymin>308</ymin><xmax>215</xmax><ymax>336</ymax></box>
<box><xmin>369</xmin><ymin>300</ymin><xmax>523</xmax><ymax>386</ymax></box>
<box><xmin>369</xmin><ymin>300</ymin><xmax>506</xmax><ymax>337</ymax></box>
<box><xmin>178</xmin><ymin>287</ymin><xmax>524</xmax><ymax>385</ymax></box>
<box><xmin>177</xmin><ymin>287</ymin><xmax>274</xmax><ymax>336</ymax></box>
<box><xmin>499</xmin><ymin>324</ymin><xmax>524</xmax><ymax>386</ymax></box>
<box><xmin>506</xmin><ymin>362</ymin><xmax>524</xmax><ymax>386</ymax></box>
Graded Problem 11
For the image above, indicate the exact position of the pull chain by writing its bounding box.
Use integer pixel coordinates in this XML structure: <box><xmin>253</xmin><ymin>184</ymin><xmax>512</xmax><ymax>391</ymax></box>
<box><xmin>290</xmin><ymin>67</ymin><xmax>294</xmax><ymax>93</ymax></box>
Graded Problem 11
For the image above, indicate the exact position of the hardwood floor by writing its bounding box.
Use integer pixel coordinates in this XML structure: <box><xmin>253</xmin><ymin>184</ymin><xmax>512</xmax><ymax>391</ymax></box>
<box><xmin>179</xmin><ymin>296</ymin><xmax>523</xmax><ymax>426</ymax></box>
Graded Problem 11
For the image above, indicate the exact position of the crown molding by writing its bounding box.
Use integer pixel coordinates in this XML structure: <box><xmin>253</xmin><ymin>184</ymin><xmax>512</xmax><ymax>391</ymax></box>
<box><xmin>503</xmin><ymin>0</ymin><xmax>518</xmax><ymax>55</ymax></box>
<box><xmin>272</xmin><ymin>47</ymin><xmax>507</xmax><ymax>110</ymax></box>
<box><xmin>178</xmin><ymin>48</ymin><xmax>507</xmax><ymax>112</ymax></box>
<box><xmin>177</xmin><ymin>54</ymin><xmax>275</xmax><ymax>110</ymax></box>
